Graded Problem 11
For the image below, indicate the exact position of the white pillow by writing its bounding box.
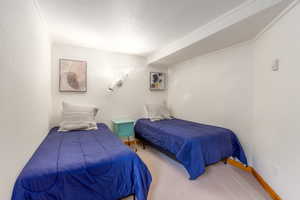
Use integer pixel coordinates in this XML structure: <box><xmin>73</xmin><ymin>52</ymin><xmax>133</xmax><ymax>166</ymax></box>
<box><xmin>145</xmin><ymin>104</ymin><xmax>163</xmax><ymax>121</ymax></box>
<box><xmin>145</xmin><ymin>104</ymin><xmax>172</xmax><ymax>121</ymax></box>
<box><xmin>59</xmin><ymin>102</ymin><xmax>99</xmax><ymax>132</ymax></box>
<box><xmin>143</xmin><ymin>106</ymin><xmax>149</xmax><ymax>119</ymax></box>
<box><xmin>160</xmin><ymin>105</ymin><xmax>173</xmax><ymax>119</ymax></box>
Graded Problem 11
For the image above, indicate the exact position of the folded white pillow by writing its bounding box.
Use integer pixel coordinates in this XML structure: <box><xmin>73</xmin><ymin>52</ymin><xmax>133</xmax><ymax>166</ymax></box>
<box><xmin>145</xmin><ymin>104</ymin><xmax>162</xmax><ymax>121</ymax></box>
<box><xmin>145</xmin><ymin>104</ymin><xmax>172</xmax><ymax>121</ymax></box>
<box><xmin>59</xmin><ymin>102</ymin><xmax>99</xmax><ymax>132</ymax></box>
<box><xmin>160</xmin><ymin>105</ymin><xmax>173</xmax><ymax>119</ymax></box>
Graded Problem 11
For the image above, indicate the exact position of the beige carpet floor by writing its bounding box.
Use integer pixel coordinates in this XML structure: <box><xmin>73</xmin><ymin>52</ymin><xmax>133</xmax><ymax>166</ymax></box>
<box><xmin>124</xmin><ymin>146</ymin><xmax>271</xmax><ymax>200</ymax></box>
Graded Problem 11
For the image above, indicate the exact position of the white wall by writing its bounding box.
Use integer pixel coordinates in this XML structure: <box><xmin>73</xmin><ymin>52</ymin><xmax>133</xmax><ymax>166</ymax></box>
<box><xmin>168</xmin><ymin>2</ymin><xmax>300</xmax><ymax>199</ymax></box>
<box><xmin>168</xmin><ymin>42</ymin><xmax>254</xmax><ymax>164</ymax></box>
<box><xmin>51</xmin><ymin>44</ymin><xmax>167</xmax><ymax>127</ymax></box>
<box><xmin>0</xmin><ymin>0</ymin><xmax>51</xmax><ymax>199</ymax></box>
<box><xmin>252</xmin><ymin>2</ymin><xmax>300</xmax><ymax>199</ymax></box>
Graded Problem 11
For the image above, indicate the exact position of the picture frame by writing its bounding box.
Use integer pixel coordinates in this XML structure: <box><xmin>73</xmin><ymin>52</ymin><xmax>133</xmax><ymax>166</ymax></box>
<box><xmin>59</xmin><ymin>59</ymin><xmax>87</xmax><ymax>92</ymax></box>
<box><xmin>149</xmin><ymin>72</ymin><xmax>166</xmax><ymax>90</ymax></box>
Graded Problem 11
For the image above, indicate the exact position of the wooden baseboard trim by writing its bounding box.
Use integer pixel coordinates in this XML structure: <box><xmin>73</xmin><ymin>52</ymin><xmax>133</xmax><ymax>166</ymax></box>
<box><xmin>227</xmin><ymin>159</ymin><xmax>281</xmax><ymax>200</ymax></box>
<box><xmin>251</xmin><ymin>168</ymin><xmax>281</xmax><ymax>200</ymax></box>
<box><xmin>227</xmin><ymin>158</ymin><xmax>252</xmax><ymax>173</ymax></box>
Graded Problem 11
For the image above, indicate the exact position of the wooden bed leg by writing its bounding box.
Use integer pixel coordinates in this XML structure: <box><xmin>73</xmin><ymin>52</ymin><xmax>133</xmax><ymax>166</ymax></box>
<box><xmin>142</xmin><ymin>142</ymin><xmax>146</xmax><ymax>150</ymax></box>
<box><xmin>223</xmin><ymin>158</ymin><xmax>228</xmax><ymax>165</ymax></box>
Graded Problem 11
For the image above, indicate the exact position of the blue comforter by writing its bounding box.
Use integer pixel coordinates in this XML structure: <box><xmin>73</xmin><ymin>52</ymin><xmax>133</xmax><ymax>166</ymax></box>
<box><xmin>135</xmin><ymin>119</ymin><xmax>247</xmax><ymax>180</ymax></box>
<box><xmin>12</xmin><ymin>124</ymin><xmax>152</xmax><ymax>200</ymax></box>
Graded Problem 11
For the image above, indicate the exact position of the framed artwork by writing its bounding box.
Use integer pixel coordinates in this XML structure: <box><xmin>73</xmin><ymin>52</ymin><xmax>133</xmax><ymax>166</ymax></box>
<box><xmin>150</xmin><ymin>72</ymin><xmax>166</xmax><ymax>90</ymax></box>
<box><xmin>59</xmin><ymin>59</ymin><xmax>87</xmax><ymax>92</ymax></box>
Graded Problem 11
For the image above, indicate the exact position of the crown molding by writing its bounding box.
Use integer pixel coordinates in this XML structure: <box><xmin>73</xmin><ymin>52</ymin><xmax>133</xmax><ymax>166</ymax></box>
<box><xmin>254</xmin><ymin>0</ymin><xmax>300</xmax><ymax>41</ymax></box>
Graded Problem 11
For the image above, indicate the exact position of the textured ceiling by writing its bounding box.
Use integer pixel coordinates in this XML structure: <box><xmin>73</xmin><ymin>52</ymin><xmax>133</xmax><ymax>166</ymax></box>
<box><xmin>37</xmin><ymin>0</ymin><xmax>246</xmax><ymax>55</ymax></box>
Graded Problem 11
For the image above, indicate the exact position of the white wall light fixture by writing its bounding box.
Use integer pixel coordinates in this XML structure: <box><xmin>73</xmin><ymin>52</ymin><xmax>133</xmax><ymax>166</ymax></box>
<box><xmin>108</xmin><ymin>73</ymin><xmax>129</xmax><ymax>92</ymax></box>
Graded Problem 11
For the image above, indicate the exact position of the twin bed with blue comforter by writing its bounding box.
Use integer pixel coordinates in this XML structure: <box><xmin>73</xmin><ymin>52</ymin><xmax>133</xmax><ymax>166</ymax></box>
<box><xmin>12</xmin><ymin>118</ymin><xmax>248</xmax><ymax>200</ymax></box>
<box><xmin>135</xmin><ymin>118</ymin><xmax>248</xmax><ymax>180</ymax></box>
<box><xmin>12</xmin><ymin>123</ymin><xmax>152</xmax><ymax>200</ymax></box>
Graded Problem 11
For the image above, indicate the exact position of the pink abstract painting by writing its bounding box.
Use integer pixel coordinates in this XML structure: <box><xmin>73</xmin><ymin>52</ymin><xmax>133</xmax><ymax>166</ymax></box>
<box><xmin>59</xmin><ymin>59</ymin><xmax>87</xmax><ymax>92</ymax></box>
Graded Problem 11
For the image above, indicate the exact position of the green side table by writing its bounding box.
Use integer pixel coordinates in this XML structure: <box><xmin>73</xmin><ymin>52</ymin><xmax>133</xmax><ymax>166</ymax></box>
<box><xmin>112</xmin><ymin>119</ymin><xmax>137</xmax><ymax>151</ymax></box>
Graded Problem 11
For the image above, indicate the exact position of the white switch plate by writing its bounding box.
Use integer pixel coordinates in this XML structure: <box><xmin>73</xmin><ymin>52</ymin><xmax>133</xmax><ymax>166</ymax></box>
<box><xmin>272</xmin><ymin>59</ymin><xmax>280</xmax><ymax>71</ymax></box>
